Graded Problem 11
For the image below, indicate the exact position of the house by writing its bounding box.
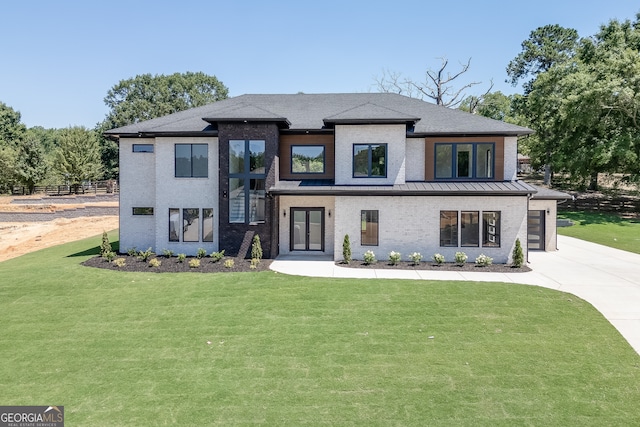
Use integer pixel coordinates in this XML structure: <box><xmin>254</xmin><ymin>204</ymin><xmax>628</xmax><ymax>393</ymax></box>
<box><xmin>105</xmin><ymin>93</ymin><xmax>566</xmax><ymax>264</ymax></box>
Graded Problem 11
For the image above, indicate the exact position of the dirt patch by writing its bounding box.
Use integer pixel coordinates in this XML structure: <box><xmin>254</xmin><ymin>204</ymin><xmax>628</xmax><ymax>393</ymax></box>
<box><xmin>0</xmin><ymin>216</ymin><xmax>119</xmax><ymax>262</ymax></box>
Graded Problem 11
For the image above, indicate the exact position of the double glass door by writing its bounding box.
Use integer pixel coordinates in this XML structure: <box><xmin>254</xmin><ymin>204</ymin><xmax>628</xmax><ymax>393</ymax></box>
<box><xmin>291</xmin><ymin>208</ymin><xmax>324</xmax><ymax>251</ymax></box>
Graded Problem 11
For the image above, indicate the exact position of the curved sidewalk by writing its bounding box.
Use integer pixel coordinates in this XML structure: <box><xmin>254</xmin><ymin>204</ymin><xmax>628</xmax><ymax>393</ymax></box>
<box><xmin>271</xmin><ymin>235</ymin><xmax>640</xmax><ymax>355</ymax></box>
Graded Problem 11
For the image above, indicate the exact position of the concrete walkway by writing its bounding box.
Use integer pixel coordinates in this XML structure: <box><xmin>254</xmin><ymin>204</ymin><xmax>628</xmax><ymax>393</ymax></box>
<box><xmin>271</xmin><ymin>235</ymin><xmax>640</xmax><ymax>355</ymax></box>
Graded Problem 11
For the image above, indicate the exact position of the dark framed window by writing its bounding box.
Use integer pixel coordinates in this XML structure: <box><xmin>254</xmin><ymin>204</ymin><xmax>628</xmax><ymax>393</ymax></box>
<box><xmin>435</xmin><ymin>143</ymin><xmax>494</xmax><ymax>179</ymax></box>
<box><xmin>169</xmin><ymin>208</ymin><xmax>180</xmax><ymax>242</ymax></box>
<box><xmin>229</xmin><ymin>140</ymin><xmax>266</xmax><ymax>224</ymax></box>
<box><xmin>202</xmin><ymin>208</ymin><xmax>214</xmax><ymax>242</ymax></box>
<box><xmin>132</xmin><ymin>207</ymin><xmax>154</xmax><ymax>215</ymax></box>
<box><xmin>482</xmin><ymin>211</ymin><xmax>501</xmax><ymax>247</ymax></box>
<box><xmin>291</xmin><ymin>145</ymin><xmax>325</xmax><ymax>174</ymax></box>
<box><xmin>439</xmin><ymin>211</ymin><xmax>458</xmax><ymax>247</ymax></box>
<box><xmin>361</xmin><ymin>210</ymin><xmax>379</xmax><ymax>246</ymax></box>
<box><xmin>133</xmin><ymin>144</ymin><xmax>154</xmax><ymax>153</ymax></box>
<box><xmin>183</xmin><ymin>208</ymin><xmax>199</xmax><ymax>242</ymax></box>
<box><xmin>461</xmin><ymin>211</ymin><xmax>480</xmax><ymax>247</ymax></box>
<box><xmin>175</xmin><ymin>144</ymin><xmax>208</xmax><ymax>178</ymax></box>
<box><xmin>353</xmin><ymin>144</ymin><xmax>387</xmax><ymax>177</ymax></box>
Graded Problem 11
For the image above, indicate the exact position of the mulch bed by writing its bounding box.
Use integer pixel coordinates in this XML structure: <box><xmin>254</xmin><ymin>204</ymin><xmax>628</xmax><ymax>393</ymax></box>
<box><xmin>83</xmin><ymin>255</ymin><xmax>272</xmax><ymax>273</ymax></box>
<box><xmin>337</xmin><ymin>260</ymin><xmax>531</xmax><ymax>273</ymax></box>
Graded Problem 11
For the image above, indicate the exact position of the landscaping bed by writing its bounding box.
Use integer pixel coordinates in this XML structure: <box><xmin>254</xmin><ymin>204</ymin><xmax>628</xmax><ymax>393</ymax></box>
<box><xmin>337</xmin><ymin>260</ymin><xmax>530</xmax><ymax>272</ymax></box>
<box><xmin>83</xmin><ymin>254</ymin><xmax>272</xmax><ymax>273</ymax></box>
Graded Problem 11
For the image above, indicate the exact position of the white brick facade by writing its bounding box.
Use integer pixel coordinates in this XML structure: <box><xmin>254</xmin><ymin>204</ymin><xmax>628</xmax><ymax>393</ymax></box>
<box><xmin>333</xmin><ymin>195</ymin><xmax>528</xmax><ymax>264</ymax></box>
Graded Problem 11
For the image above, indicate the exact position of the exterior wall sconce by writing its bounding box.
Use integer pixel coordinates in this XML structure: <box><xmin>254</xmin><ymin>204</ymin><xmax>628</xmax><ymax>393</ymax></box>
<box><xmin>546</xmin><ymin>208</ymin><xmax>550</xmax><ymax>214</ymax></box>
<box><xmin>328</xmin><ymin>209</ymin><xmax>331</xmax><ymax>217</ymax></box>
<box><xmin>283</xmin><ymin>209</ymin><xmax>286</xmax><ymax>217</ymax></box>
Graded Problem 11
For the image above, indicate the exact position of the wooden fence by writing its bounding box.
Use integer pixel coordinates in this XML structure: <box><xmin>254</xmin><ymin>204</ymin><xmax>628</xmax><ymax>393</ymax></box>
<box><xmin>12</xmin><ymin>180</ymin><xmax>119</xmax><ymax>196</ymax></box>
<box><xmin>559</xmin><ymin>195</ymin><xmax>640</xmax><ymax>216</ymax></box>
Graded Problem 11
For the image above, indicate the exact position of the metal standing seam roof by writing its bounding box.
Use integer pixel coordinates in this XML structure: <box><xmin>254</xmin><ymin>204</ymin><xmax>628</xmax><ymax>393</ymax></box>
<box><xmin>269</xmin><ymin>180</ymin><xmax>538</xmax><ymax>196</ymax></box>
<box><xmin>105</xmin><ymin>93</ymin><xmax>533</xmax><ymax>137</ymax></box>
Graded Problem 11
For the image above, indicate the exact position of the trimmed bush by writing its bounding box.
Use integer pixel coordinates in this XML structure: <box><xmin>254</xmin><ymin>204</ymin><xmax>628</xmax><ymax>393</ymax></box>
<box><xmin>224</xmin><ymin>259</ymin><xmax>235</xmax><ymax>269</ymax></box>
<box><xmin>251</xmin><ymin>235</ymin><xmax>263</xmax><ymax>262</ymax></box>
<box><xmin>100</xmin><ymin>231</ymin><xmax>112</xmax><ymax>257</ymax></box>
<box><xmin>408</xmin><ymin>252</ymin><xmax>422</xmax><ymax>265</ymax></box>
<box><xmin>210</xmin><ymin>250</ymin><xmax>225</xmax><ymax>262</ymax></box>
<box><xmin>149</xmin><ymin>258</ymin><xmax>162</xmax><ymax>268</ymax></box>
<box><xmin>388</xmin><ymin>251</ymin><xmax>401</xmax><ymax>265</ymax></box>
<box><xmin>138</xmin><ymin>248</ymin><xmax>154</xmax><ymax>262</ymax></box>
<box><xmin>189</xmin><ymin>259</ymin><xmax>200</xmax><ymax>268</ymax></box>
<box><xmin>342</xmin><ymin>234</ymin><xmax>352</xmax><ymax>264</ymax></box>
<box><xmin>475</xmin><ymin>254</ymin><xmax>493</xmax><ymax>267</ymax></box>
<box><xmin>196</xmin><ymin>248</ymin><xmax>207</xmax><ymax>259</ymax></box>
<box><xmin>432</xmin><ymin>253</ymin><xmax>445</xmax><ymax>265</ymax></box>
<box><xmin>363</xmin><ymin>250</ymin><xmax>376</xmax><ymax>265</ymax></box>
<box><xmin>454</xmin><ymin>251</ymin><xmax>468</xmax><ymax>266</ymax></box>
<box><xmin>177</xmin><ymin>253</ymin><xmax>186</xmax><ymax>263</ymax></box>
<box><xmin>513</xmin><ymin>238</ymin><xmax>524</xmax><ymax>268</ymax></box>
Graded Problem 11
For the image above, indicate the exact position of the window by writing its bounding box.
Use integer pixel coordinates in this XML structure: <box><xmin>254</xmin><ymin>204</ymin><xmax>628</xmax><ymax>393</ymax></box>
<box><xmin>183</xmin><ymin>208</ymin><xmax>199</xmax><ymax>242</ymax></box>
<box><xmin>132</xmin><ymin>207</ymin><xmax>154</xmax><ymax>215</ymax></box>
<box><xmin>169</xmin><ymin>208</ymin><xmax>180</xmax><ymax>242</ymax></box>
<box><xmin>439</xmin><ymin>211</ymin><xmax>458</xmax><ymax>247</ymax></box>
<box><xmin>440</xmin><ymin>210</ymin><xmax>501</xmax><ymax>247</ymax></box>
<box><xmin>168</xmin><ymin>208</ymin><xmax>214</xmax><ymax>242</ymax></box>
<box><xmin>133</xmin><ymin>144</ymin><xmax>154</xmax><ymax>153</ymax></box>
<box><xmin>482</xmin><ymin>211</ymin><xmax>500</xmax><ymax>247</ymax></box>
<box><xmin>461</xmin><ymin>211</ymin><xmax>480</xmax><ymax>247</ymax></box>
<box><xmin>291</xmin><ymin>145</ymin><xmax>325</xmax><ymax>174</ymax></box>
<box><xmin>202</xmin><ymin>208</ymin><xmax>214</xmax><ymax>242</ymax></box>
<box><xmin>434</xmin><ymin>143</ymin><xmax>494</xmax><ymax>179</ymax></box>
<box><xmin>229</xmin><ymin>140</ymin><xmax>266</xmax><ymax>224</ymax></box>
<box><xmin>361</xmin><ymin>210</ymin><xmax>379</xmax><ymax>246</ymax></box>
<box><xmin>175</xmin><ymin>144</ymin><xmax>208</xmax><ymax>178</ymax></box>
<box><xmin>353</xmin><ymin>144</ymin><xmax>386</xmax><ymax>177</ymax></box>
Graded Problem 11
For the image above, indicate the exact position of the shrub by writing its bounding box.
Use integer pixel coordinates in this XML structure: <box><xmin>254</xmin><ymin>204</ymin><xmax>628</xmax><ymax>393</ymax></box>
<box><xmin>113</xmin><ymin>258</ymin><xmax>126</xmax><ymax>268</ymax></box>
<box><xmin>250</xmin><ymin>258</ymin><xmax>260</xmax><ymax>269</ymax></box>
<box><xmin>189</xmin><ymin>259</ymin><xmax>200</xmax><ymax>268</ymax></box>
<box><xmin>224</xmin><ymin>259</ymin><xmax>235</xmax><ymax>268</ymax></box>
<box><xmin>103</xmin><ymin>251</ymin><xmax>116</xmax><ymax>263</ymax></box>
<box><xmin>138</xmin><ymin>247</ymin><xmax>154</xmax><ymax>262</ymax></box>
<box><xmin>342</xmin><ymin>234</ymin><xmax>352</xmax><ymax>264</ymax></box>
<box><xmin>127</xmin><ymin>247</ymin><xmax>138</xmax><ymax>257</ymax></box>
<box><xmin>408</xmin><ymin>252</ymin><xmax>422</xmax><ymax>265</ymax></box>
<box><xmin>251</xmin><ymin>235</ymin><xmax>263</xmax><ymax>262</ymax></box>
<box><xmin>363</xmin><ymin>250</ymin><xmax>376</xmax><ymax>265</ymax></box>
<box><xmin>100</xmin><ymin>231</ymin><xmax>112</xmax><ymax>257</ymax></box>
<box><xmin>210</xmin><ymin>250</ymin><xmax>225</xmax><ymax>262</ymax></box>
<box><xmin>454</xmin><ymin>251</ymin><xmax>468</xmax><ymax>266</ymax></box>
<box><xmin>388</xmin><ymin>251</ymin><xmax>401</xmax><ymax>265</ymax></box>
<box><xmin>149</xmin><ymin>258</ymin><xmax>162</xmax><ymax>268</ymax></box>
<box><xmin>196</xmin><ymin>248</ymin><xmax>207</xmax><ymax>259</ymax></box>
<box><xmin>475</xmin><ymin>254</ymin><xmax>493</xmax><ymax>267</ymax></box>
<box><xmin>432</xmin><ymin>253</ymin><xmax>445</xmax><ymax>265</ymax></box>
<box><xmin>177</xmin><ymin>253</ymin><xmax>186</xmax><ymax>263</ymax></box>
<box><xmin>162</xmin><ymin>249</ymin><xmax>174</xmax><ymax>258</ymax></box>
<box><xmin>512</xmin><ymin>238</ymin><xmax>524</xmax><ymax>268</ymax></box>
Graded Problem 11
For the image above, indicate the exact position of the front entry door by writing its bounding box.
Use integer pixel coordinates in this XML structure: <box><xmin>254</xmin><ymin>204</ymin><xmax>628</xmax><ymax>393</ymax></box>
<box><xmin>291</xmin><ymin>208</ymin><xmax>324</xmax><ymax>251</ymax></box>
<box><xmin>528</xmin><ymin>210</ymin><xmax>546</xmax><ymax>250</ymax></box>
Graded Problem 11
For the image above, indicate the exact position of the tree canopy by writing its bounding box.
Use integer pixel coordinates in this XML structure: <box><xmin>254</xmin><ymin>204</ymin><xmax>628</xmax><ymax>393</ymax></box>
<box><xmin>55</xmin><ymin>126</ymin><xmax>103</xmax><ymax>191</ymax></box>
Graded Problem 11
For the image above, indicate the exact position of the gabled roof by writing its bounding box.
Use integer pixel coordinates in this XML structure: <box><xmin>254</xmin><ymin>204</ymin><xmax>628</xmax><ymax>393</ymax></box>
<box><xmin>105</xmin><ymin>93</ymin><xmax>533</xmax><ymax>137</ymax></box>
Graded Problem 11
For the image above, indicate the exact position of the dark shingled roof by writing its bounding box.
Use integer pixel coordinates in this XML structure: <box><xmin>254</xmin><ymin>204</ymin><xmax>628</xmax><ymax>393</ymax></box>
<box><xmin>105</xmin><ymin>93</ymin><xmax>533</xmax><ymax>137</ymax></box>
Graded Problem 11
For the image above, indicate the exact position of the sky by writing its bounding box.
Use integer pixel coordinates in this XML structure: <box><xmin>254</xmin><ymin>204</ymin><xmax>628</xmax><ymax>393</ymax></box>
<box><xmin>2</xmin><ymin>0</ymin><xmax>639</xmax><ymax>129</ymax></box>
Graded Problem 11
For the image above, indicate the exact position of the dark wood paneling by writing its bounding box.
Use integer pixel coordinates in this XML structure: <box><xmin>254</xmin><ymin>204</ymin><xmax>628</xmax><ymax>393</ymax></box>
<box><xmin>279</xmin><ymin>134</ymin><xmax>335</xmax><ymax>180</ymax></box>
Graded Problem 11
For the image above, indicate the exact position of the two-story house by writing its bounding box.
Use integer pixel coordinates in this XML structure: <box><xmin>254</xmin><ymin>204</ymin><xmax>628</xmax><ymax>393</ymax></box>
<box><xmin>106</xmin><ymin>93</ymin><xmax>564</xmax><ymax>264</ymax></box>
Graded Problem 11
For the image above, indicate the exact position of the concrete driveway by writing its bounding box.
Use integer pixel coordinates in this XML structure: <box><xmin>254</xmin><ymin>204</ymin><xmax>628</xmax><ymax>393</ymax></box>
<box><xmin>271</xmin><ymin>235</ymin><xmax>640</xmax><ymax>355</ymax></box>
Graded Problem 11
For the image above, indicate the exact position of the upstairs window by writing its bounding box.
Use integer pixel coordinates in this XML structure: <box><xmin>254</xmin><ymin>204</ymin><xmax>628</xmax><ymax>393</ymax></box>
<box><xmin>435</xmin><ymin>143</ymin><xmax>494</xmax><ymax>179</ymax></box>
<box><xmin>353</xmin><ymin>144</ymin><xmax>387</xmax><ymax>178</ymax></box>
<box><xmin>175</xmin><ymin>144</ymin><xmax>208</xmax><ymax>178</ymax></box>
<box><xmin>229</xmin><ymin>140</ymin><xmax>266</xmax><ymax>224</ymax></box>
<box><xmin>291</xmin><ymin>145</ymin><xmax>325</xmax><ymax>174</ymax></box>
<box><xmin>133</xmin><ymin>144</ymin><xmax>154</xmax><ymax>153</ymax></box>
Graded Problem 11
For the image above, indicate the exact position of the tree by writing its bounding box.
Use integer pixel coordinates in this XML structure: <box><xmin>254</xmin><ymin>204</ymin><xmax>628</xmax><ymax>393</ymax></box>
<box><xmin>375</xmin><ymin>58</ymin><xmax>487</xmax><ymax>108</ymax></box>
<box><xmin>55</xmin><ymin>127</ymin><xmax>103</xmax><ymax>192</ymax></box>
<box><xmin>0</xmin><ymin>102</ymin><xmax>26</xmax><ymax>148</ymax></box>
<box><xmin>506</xmin><ymin>24</ymin><xmax>579</xmax><ymax>92</ymax></box>
<box><xmin>15</xmin><ymin>135</ymin><xmax>48</xmax><ymax>194</ymax></box>
<box><xmin>0</xmin><ymin>147</ymin><xmax>17</xmax><ymax>194</ymax></box>
<box><xmin>459</xmin><ymin>91</ymin><xmax>518</xmax><ymax>122</ymax></box>
<box><xmin>97</xmin><ymin>72</ymin><xmax>229</xmax><ymax>179</ymax></box>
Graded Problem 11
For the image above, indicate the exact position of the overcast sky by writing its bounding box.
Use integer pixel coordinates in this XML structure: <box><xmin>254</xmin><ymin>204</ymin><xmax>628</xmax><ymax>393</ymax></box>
<box><xmin>2</xmin><ymin>0</ymin><xmax>638</xmax><ymax>129</ymax></box>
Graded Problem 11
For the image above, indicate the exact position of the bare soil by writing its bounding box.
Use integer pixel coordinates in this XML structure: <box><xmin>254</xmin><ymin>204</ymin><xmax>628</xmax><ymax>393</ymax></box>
<box><xmin>0</xmin><ymin>195</ymin><xmax>118</xmax><ymax>262</ymax></box>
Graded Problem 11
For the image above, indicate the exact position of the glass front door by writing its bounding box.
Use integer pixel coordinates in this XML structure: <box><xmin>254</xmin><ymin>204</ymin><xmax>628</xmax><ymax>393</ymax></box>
<box><xmin>528</xmin><ymin>210</ymin><xmax>545</xmax><ymax>250</ymax></box>
<box><xmin>291</xmin><ymin>208</ymin><xmax>324</xmax><ymax>251</ymax></box>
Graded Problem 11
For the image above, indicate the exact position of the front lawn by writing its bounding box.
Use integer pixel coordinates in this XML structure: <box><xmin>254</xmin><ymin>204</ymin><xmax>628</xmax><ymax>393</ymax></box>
<box><xmin>1</xmin><ymin>232</ymin><xmax>639</xmax><ymax>426</ymax></box>
<box><xmin>558</xmin><ymin>211</ymin><xmax>640</xmax><ymax>254</ymax></box>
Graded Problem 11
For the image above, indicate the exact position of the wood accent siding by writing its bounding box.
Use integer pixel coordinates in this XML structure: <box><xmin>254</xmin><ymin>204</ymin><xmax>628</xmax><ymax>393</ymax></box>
<box><xmin>424</xmin><ymin>136</ymin><xmax>505</xmax><ymax>181</ymax></box>
<box><xmin>279</xmin><ymin>134</ymin><xmax>335</xmax><ymax>180</ymax></box>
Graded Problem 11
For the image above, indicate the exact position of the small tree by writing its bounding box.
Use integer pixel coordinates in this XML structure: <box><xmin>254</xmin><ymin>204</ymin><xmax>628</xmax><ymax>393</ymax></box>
<box><xmin>512</xmin><ymin>238</ymin><xmax>524</xmax><ymax>268</ymax></box>
<box><xmin>251</xmin><ymin>234</ymin><xmax>263</xmax><ymax>262</ymax></box>
<box><xmin>342</xmin><ymin>234</ymin><xmax>352</xmax><ymax>264</ymax></box>
<box><xmin>100</xmin><ymin>231</ymin><xmax>112</xmax><ymax>257</ymax></box>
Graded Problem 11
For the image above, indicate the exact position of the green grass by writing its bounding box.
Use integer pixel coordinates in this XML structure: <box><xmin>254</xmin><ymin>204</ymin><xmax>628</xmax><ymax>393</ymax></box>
<box><xmin>1</xmin><ymin>232</ymin><xmax>639</xmax><ymax>426</ymax></box>
<box><xmin>558</xmin><ymin>211</ymin><xmax>640</xmax><ymax>254</ymax></box>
